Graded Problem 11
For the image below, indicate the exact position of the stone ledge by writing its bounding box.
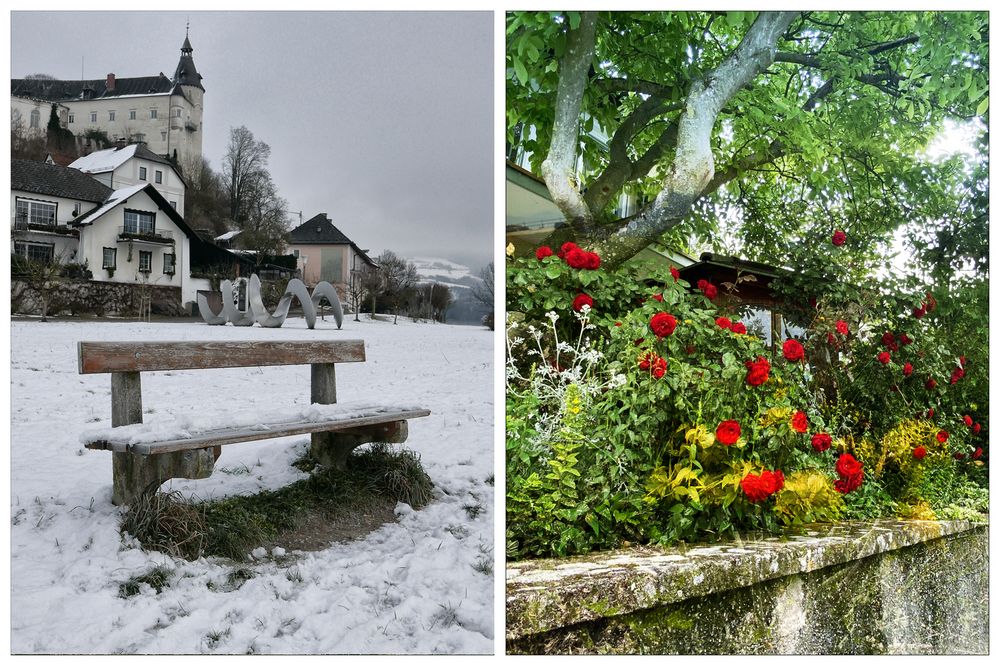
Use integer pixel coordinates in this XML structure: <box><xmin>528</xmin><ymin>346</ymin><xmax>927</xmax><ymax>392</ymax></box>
<box><xmin>506</xmin><ymin>519</ymin><xmax>986</xmax><ymax>641</ymax></box>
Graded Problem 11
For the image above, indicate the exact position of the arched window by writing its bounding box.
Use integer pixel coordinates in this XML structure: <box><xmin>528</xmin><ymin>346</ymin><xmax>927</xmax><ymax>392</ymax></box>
<box><xmin>29</xmin><ymin>109</ymin><xmax>40</xmax><ymax>129</ymax></box>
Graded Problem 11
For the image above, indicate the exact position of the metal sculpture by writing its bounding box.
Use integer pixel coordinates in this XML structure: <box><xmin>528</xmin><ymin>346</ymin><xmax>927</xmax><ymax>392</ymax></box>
<box><xmin>198</xmin><ymin>275</ymin><xmax>344</xmax><ymax>329</ymax></box>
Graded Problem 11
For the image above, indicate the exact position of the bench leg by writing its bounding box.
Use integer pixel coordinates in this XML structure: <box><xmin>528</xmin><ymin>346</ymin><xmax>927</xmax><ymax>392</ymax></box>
<box><xmin>311</xmin><ymin>421</ymin><xmax>409</xmax><ymax>471</ymax></box>
<box><xmin>112</xmin><ymin>449</ymin><xmax>217</xmax><ymax>506</ymax></box>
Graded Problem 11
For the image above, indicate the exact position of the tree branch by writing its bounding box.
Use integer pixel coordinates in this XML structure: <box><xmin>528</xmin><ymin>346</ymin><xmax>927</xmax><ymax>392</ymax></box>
<box><xmin>540</xmin><ymin>11</ymin><xmax>599</xmax><ymax>233</ymax></box>
<box><xmin>594</xmin><ymin>11</ymin><xmax>798</xmax><ymax>267</ymax></box>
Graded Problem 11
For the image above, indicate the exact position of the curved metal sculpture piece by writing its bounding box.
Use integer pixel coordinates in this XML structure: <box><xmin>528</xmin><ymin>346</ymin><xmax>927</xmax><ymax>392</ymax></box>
<box><xmin>201</xmin><ymin>275</ymin><xmax>344</xmax><ymax>329</ymax></box>
<box><xmin>310</xmin><ymin>281</ymin><xmax>345</xmax><ymax>329</ymax></box>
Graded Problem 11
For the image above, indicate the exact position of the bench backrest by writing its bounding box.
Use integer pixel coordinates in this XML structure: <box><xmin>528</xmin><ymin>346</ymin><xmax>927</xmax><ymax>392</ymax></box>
<box><xmin>78</xmin><ymin>340</ymin><xmax>366</xmax><ymax>374</ymax></box>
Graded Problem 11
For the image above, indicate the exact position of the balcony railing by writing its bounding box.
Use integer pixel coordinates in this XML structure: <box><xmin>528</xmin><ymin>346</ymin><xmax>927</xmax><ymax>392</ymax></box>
<box><xmin>12</xmin><ymin>219</ymin><xmax>79</xmax><ymax>236</ymax></box>
<box><xmin>117</xmin><ymin>226</ymin><xmax>174</xmax><ymax>245</ymax></box>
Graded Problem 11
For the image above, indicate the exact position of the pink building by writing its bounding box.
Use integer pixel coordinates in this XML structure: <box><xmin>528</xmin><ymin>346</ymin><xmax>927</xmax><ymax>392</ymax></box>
<box><xmin>286</xmin><ymin>213</ymin><xmax>376</xmax><ymax>300</ymax></box>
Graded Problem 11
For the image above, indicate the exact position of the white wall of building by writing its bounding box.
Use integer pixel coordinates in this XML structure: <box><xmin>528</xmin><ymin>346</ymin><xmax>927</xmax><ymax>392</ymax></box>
<box><xmin>77</xmin><ymin>189</ymin><xmax>184</xmax><ymax>291</ymax></box>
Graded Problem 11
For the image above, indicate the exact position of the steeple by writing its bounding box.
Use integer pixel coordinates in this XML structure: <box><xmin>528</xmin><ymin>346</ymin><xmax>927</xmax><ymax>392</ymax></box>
<box><xmin>173</xmin><ymin>24</ymin><xmax>204</xmax><ymax>91</ymax></box>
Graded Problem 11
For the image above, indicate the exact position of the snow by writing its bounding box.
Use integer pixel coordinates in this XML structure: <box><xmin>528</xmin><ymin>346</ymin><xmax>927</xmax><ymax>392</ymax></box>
<box><xmin>69</xmin><ymin>144</ymin><xmax>139</xmax><ymax>174</ymax></box>
<box><xmin>10</xmin><ymin>316</ymin><xmax>494</xmax><ymax>654</ymax></box>
<box><xmin>410</xmin><ymin>256</ymin><xmax>476</xmax><ymax>283</ymax></box>
<box><xmin>72</xmin><ymin>183</ymin><xmax>148</xmax><ymax>227</ymax></box>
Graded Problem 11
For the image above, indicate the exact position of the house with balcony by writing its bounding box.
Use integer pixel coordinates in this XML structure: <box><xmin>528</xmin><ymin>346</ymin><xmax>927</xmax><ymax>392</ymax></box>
<box><xmin>11</xmin><ymin>159</ymin><xmax>208</xmax><ymax>309</ymax></box>
<box><xmin>11</xmin><ymin>159</ymin><xmax>112</xmax><ymax>264</ymax></box>
<box><xmin>68</xmin><ymin>141</ymin><xmax>187</xmax><ymax>213</ymax></box>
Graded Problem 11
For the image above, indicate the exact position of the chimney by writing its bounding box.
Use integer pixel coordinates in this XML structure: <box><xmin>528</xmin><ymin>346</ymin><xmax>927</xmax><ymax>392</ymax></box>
<box><xmin>116</xmin><ymin>137</ymin><xmax>127</xmax><ymax>150</ymax></box>
<box><xmin>106</xmin><ymin>73</ymin><xmax>116</xmax><ymax>92</ymax></box>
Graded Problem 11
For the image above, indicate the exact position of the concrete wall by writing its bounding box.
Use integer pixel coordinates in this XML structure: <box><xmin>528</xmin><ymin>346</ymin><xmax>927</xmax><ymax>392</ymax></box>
<box><xmin>507</xmin><ymin>520</ymin><xmax>988</xmax><ymax>655</ymax></box>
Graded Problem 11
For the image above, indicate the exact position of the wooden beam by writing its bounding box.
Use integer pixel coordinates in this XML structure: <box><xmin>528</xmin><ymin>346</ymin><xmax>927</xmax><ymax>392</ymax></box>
<box><xmin>78</xmin><ymin>340</ymin><xmax>366</xmax><ymax>374</ymax></box>
<box><xmin>85</xmin><ymin>409</ymin><xmax>431</xmax><ymax>455</ymax></box>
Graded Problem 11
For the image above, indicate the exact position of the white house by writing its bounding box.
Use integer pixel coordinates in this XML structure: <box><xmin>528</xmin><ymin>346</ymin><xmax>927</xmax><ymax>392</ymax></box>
<box><xmin>72</xmin><ymin>183</ymin><xmax>193</xmax><ymax>299</ymax></box>
<box><xmin>69</xmin><ymin>142</ymin><xmax>186</xmax><ymax>213</ymax></box>
<box><xmin>11</xmin><ymin>159</ymin><xmax>204</xmax><ymax>306</ymax></box>
<box><xmin>11</xmin><ymin>158</ymin><xmax>112</xmax><ymax>264</ymax></box>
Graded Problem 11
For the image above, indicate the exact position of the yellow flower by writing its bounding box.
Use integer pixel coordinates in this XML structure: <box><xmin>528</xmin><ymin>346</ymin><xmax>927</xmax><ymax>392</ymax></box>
<box><xmin>506</xmin><ymin>243</ymin><xmax>515</xmax><ymax>257</ymax></box>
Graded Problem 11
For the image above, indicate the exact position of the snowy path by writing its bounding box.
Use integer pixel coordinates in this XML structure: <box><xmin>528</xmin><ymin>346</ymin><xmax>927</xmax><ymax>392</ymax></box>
<box><xmin>10</xmin><ymin>317</ymin><xmax>494</xmax><ymax>654</ymax></box>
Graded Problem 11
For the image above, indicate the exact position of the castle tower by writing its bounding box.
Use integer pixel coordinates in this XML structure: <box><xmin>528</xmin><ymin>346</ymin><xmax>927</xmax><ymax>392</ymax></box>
<box><xmin>168</xmin><ymin>25</ymin><xmax>205</xmax><ymax>171</ymax></box>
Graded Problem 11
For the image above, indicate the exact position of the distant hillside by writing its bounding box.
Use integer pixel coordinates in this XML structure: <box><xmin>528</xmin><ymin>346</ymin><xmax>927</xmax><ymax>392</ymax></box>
<box><xmin>410</xmin><ymin>256</ymin><xmax>492</xmax><ymax>326</ymax></box>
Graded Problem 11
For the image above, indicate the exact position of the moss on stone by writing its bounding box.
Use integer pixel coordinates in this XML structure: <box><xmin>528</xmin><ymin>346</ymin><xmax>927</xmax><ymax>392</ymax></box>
<box><xmin>507</xmin><ymin>521</ymin><xmax>988</xmax><ymax>654</ymax></box>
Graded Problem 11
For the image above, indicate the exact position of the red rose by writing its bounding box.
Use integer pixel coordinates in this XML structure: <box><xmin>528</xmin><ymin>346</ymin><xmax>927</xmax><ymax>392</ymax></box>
<box><xmin>811</xmin><ymin>433</ymin><xmax>832</xmax><ymax>452</ymax></box>
<box><xmin>835</xmin><ymin>320</ymin><xmax>849</xmax><ymax>336</ymax></box>
<box><xmin>899</xmin><ymin>333</ymin><xmax>913</xmax><ymax>346</ymax></box>
<box><xmin>913</xmin><ymin>306</ymin><xmax>926</xmax><ymax>319</ymax></box>
<box><xmin>834</xmin><ymin>453</ymin><xmax>864</xmax><ymax>494</ymax></box>
<box><xmin>972</xmin><ymin>447</ymin><xmax>983</xmax><ymax>460</ymax></box>
<box><xmin>652</xmin><ymin>356</ymin><xmax>668</xmax><ymax>379</ymax></box>
<box><xmin>950</xmin><ymin>367</ymin><xmax>965</xmax><ymax>384</ymax></box>
<box><xmin>973</xmin><ymin>423</ymin><xmax>981</xmax><ymax>434</ymax></box>
<box><xmin>731</xmin><ymin>322</ymin><xmax>747</xmax><ymax>335</ymax></box>
<box><xmin>791</xmin><ymin>410</ymin><xmax>808</xmax><ymax>433</ymax></box>
<box><xmin>715</xmin><ymin>316</ymin><xmax>732</xmax><ymax>330</ymax></box>
<box><xmin>783</xmin><ymin>339</ymin><xmax>805</xmax><ymax>362</ymax></box>
<box><xmin>926</xmin><ymin>378</ymin><xmax>937</xmax><ymax>390</ymax></box>
<box><xmin>572</xmin><ymin>293</ymin><xmax>593</xmax><ymax>312</ymax></box>
<box><xmin>716</xmin><ymin>420</ymin><xmax>741</xmax><ymax>446</ymax></box>
<box><xmin>913</xmin><ymin>446</ymin><xmax>927</xmax><ymax>460</ymax></box>
<box><xmin>614</xmin><ymin>321</ymin><xmax>622</xmax><ymax>327</ymax></box>
<box><xmin>584</xmin><ymin>251</ymin><xmax>601</xmax><ymax>270</ymax></box>
<box><xmin>650</xmin><ymin>312</ymin><xmax>677</xmax><ymax>338</ymax></box>
<box><xmin>903</xmin><ymin>362</ymin><xmax>913</xmax><ymax>377</ymax></box>
<box><xmin>651</xmin><ymin>293</ymin><xmax>664</xmax><ymax>302</ymax></box>
<box><xmin>936</xmin><ymin>430</ymin><xmax>949</xmax><ymax>443</ymax></box>
<box><xmin>558</xmin><ymin>241</ymin><xmax>578</xmax><ymax>259</ymax></box>
<box><xmin>741</xmin><ymin>469</ymin><xmax>784</xmax><ymax>503</ymax></box>
<box><xmin>697</xmin><ymin>279</ymin><xmax>707</xmax><ymax>290</ymax></box>
<box><xmin>963</xmin><ymin>415</ymin><xmax>973</xmax><ymax>427</ymax></box>
<box><xmin>877</xmin><ymin>352</ymin><xmax>891</xmax><ymax>365</ymax></box>
<box><xmin>832</xmin><ymin>230</ymin><xmax>846</xmax><ymax>246</ymax></box>
<box><xmin>744</xmin><ymin>356</ymin><xmax>771</xmax><ymax>386</ymax></box>
<box><xmin>638</xmin><ymin>350</ymin><xmax>653</xmax><ymax>371</ymax></box>
<box><xmin>703</xmin><ymin>283</ymin><xmax>718</xmax><ymax>300</ymax></box>
<box><xmin>925</xmin><ymin>292</ymin><xmax>937</xmax><ymax>312</ymax></box>
<box><xmin>955</xmin><ymin>452</ymin><xmax>966</xmax><ymax>460</ymax></box>
<box><xmin>927</xmin><ymin>408</ymin><xmax>935</xmax><ymax>419</ymax></box>
<box><xmin>565</xmin><ymin>247</ymin><xmax>590</xmax><ymax>269</ymax></box>
<box><xmin>670</xmin><ymin>266</ymin><xmax>680</xmax><ymax>282</ymax></box>
<box><xmin>881</xmin><ymin>331</ymin><xmax>899</xmax><ymax>352</ymax></box>
<box><xmin>827</xmin><ymin>333</ymin><xmax>837</xmax><ymax>346</ymax></box>
<box><xmin>959</xmin><ymin>355</ymin><xmax>966</xmax><ymax>367</ymax></box>
<box><xmin>535</xmin><ymin>246</ymin><xmax>554</xmax><ymax>260</ymax></box>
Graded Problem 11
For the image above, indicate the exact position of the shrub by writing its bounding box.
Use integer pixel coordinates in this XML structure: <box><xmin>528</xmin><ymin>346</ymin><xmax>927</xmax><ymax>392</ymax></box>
<box><xmin>506</xmin><ymin>244</ymin><xmax>988</xmax><ymax>559</ymax></box>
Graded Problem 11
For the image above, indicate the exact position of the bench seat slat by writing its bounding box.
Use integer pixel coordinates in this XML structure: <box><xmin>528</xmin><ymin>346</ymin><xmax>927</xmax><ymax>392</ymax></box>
<box><xmin>78</xmin><ymin>340</ymin><xmax>366</xmax><ymax>374</ymax></box>
<box><xmin>85</xmin><ymin>409</ymin><xmax>431</xmax><ymax>455</ymax></box>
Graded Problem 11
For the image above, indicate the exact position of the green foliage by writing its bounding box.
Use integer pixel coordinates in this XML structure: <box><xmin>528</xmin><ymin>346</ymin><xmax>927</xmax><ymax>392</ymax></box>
<box><xmin>507</xmin><ymin>11</ymin><xmax>988</xmax><ymax>271</ymax></box>
<box><xmin>507</xmin><ymin>250</ymin><xmax>987</xmax><ymax>559</ymax></box>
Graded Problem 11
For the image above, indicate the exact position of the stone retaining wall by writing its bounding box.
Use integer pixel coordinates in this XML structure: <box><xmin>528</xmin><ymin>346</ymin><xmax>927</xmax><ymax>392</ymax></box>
<box><xmin>11</xmin><ymin>279</ymin><xmax>185</xmax><ymax>318</ymax></box>
<box><xmin>507</xmin><ymin>520</ymin><xmax>988</xmax><ymax>654</ymax></box>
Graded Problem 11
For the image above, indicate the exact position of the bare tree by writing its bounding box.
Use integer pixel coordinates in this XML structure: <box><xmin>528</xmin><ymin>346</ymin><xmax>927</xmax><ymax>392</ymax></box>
<box><xmin>11</xmin><ymin>251</ymin><xmax>66</xmax><ymax>321</ymax></box>
<box><xmin>358</xmin><ymin>264</ymin><xmax>383</xmax><ymax>318</ymax></box>
<box><xmin>430</xmin><ymin>282</ymin><xmax>454</xmax><ymax>323</ymax></box>
<box><xmin>377</xmin><ymin>250</ymin><xmax>418</xmax><ymax>324</ymax></box>
<box><xmin>470</xmin><ymin>261</ymin><xmax>494</xmax><ymax>330</ymax></box>
<box><xmin>182</xmin><ymin>156</ymin><xmax>230</xmax><ymax>236</ymax></box>
<box><xmin>347</xmin><ymin>267</ymin><xmax>369</xmax><ymax>321</ymax></box>
<box><xmin>221</xmin><ymin>125</ymin><xmax>271</xmax><ymax>225</ymax></box>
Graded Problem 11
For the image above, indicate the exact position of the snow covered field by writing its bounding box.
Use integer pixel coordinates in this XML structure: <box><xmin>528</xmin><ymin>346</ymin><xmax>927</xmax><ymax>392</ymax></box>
<box><xmin>9</xmin><ymin>316</ymin><xmax>494</xmax><ymax>654</ymax></box>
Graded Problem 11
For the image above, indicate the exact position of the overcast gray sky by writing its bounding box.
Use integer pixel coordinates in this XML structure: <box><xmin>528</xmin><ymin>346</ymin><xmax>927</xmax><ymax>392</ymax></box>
<box><xmin>10</xmin><ymin>11</ymin><xmax>494</xmax><ymax>270</ymax></box>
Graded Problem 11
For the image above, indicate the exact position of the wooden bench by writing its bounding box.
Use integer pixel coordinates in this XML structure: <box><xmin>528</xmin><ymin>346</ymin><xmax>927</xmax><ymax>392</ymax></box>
<box><xmin>78</xmin><ymin>340</ymin><xmax>430</xmax><ymax>505</ymax></box>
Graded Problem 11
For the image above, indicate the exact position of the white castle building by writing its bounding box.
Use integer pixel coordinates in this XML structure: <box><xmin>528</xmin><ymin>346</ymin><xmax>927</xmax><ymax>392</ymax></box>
<box><xmin>11</xmin><ymin>30</ymin><xmax>205</xmax><ymax>169</ymax></box>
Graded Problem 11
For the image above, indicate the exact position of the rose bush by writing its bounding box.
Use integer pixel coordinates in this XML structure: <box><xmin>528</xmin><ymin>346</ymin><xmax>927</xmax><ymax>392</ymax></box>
<box><xmin>507</xmin><ymin>247</ymin><xmax>988</xmax><ymax>559</ymax></box>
